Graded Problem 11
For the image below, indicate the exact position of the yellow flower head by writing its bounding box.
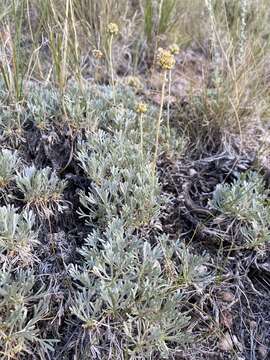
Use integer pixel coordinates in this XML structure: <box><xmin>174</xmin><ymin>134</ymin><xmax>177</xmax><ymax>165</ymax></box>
<box><xmin>126</xmin><ymin>76</ymin><xmax>143</xmax><ymax>90</ymax></box>
<box><xmin>169</xmin><ymin>43</ymin><xmax>180</xmax><ymax>55</ymax></box>
<box><xmin>157</xmin><ymin>48</ymin><xmax>176</xmax><ymax>70</ymax></box>
<box><xmin>136</xmin><ymin>102</ymin><xmax>148</xmax><ymax>114</ymax></box>
<box><xmin>92</xmin><ymin>49</ymin><xmax>103</xmax><ymax>59</ymax></box>
<box><xmin>107</xmin><ymin>22</ymin><xmax>119</xmax><ymax>36</ymax></box>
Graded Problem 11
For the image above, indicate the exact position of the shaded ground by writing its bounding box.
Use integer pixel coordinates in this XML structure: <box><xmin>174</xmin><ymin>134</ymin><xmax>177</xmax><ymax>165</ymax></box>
<box><xmin>158</xmin><ymin>152</ymin><xmax>270</xmax><ymax>360</ymax></box>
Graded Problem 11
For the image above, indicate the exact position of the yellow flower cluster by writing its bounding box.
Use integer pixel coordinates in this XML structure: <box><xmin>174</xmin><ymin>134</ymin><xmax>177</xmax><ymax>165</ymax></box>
<box><xmin>169</xmin><ymin>43</ymin><xmax>180</xmax><ymax>55</ymax></box>
<box><xmin>92</xmin><ymin>49</ymin><xmax>103</xmax><ymax>59</ymax></box>
<box><xmin>136</xmin><ymin>102</ymin><xmax>148</xmax><ymax>114</ymax></box>
<box><xmin>157</xmin><ymin>48</ymin><xmax>176</xmax><ymax>70</ymax></box>
<box><xmin>107</xmin><ymin>22</ymin><xmax>119</xmax><ymax>36</ymax></box>
<box><xmin>126</xmin><ymin>76</ymin><xmax>143</xmax><ymax>90</ymax></box>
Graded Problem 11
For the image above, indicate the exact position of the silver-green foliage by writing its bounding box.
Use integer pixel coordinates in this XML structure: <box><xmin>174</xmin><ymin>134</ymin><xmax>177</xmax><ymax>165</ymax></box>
<box><xmin>70</xmin><ymin>219</ymin><xmax>208</xmax><ymax>359</ymax></box>
<box><xmin>63</xmin><ymin>83</ymin><xmax>186</xmax><ymax>157</ymax></box>
<box><xmin>77</xmin><ymin>130</ymin><xmax>161</xmax><ymax>228</ymax></box>
<box><xmin>15</xmin><ymin>166</ymin><xmax>67</xmax><ymax>218</ymax></box>
<box><xmin>0</xmin><ymin>205</ymin><xmax>38</xmax><ymax>265</ymax></box>
<box><xmin>0</xmin><ymin>106</ymin><xmax>23</xmax><ymax>145</ymax></box>
<box><xmin>87</xmin><ymin>84</ymin><xmax>186</xmax><ymax>156</ymax></box>
<box><xmin>0</xmin><ymin>149</ymin><xmax>20</xmax><ymax>188</ymax></box>
<box><xmin>211</xmin><ymin>172</ymin><xmax>270</xmax><ymax>247</ymax></box>
<box><xmin>63</xmin><ymin>84</ymin><xmax>95</xmax><ymax>129</ymax></box>
<box><xmin>211</xmin><ymin>172</ymin><xmax>267</xmax><ymax>221</ymax></box>
<box><xmin>0</xmin><ymin>267</ymin><xmax>55</xmax><ymax>359</ymax></box>
<box><xmin>26</xmin><ymin>84</ymin><xmax>60</xmax><ymax>128</ymax></box>
<box><xmin>0</xmin><ymin>79</ymin><xmax>7</xmax><ymax>103</ymax></box>
<box><xmin>70</xmin><ymin>83</ymin><xmax>202</xmax><ymax>358</ymax></box>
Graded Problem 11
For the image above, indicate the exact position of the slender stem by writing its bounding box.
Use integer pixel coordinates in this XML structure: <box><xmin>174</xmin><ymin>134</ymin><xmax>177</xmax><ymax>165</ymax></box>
<box><xmin>152</xmin><ymin>70</ymin><xmax>167</xmax><ymax>176</ymax></box>
<box><xmin>109</xmin><ymin>34</ymin><xmax>115</xmax><ymax>104</ymax></box>
<box><xmin>139</xmin><ymin>113</ymin><xmax>144</xmax><ymax>157</ymax></box>
<box><xmin>167</xmin><ymin>69</ymin><xmax>172</xmax><ymax>149</ymax></box>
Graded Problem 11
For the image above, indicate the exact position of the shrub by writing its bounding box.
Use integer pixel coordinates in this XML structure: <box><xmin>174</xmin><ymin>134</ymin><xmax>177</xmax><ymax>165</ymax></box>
<box><xmin>211</xmin><ymin>172</ymin><xmax>268</xmax><ymax>223</ymax></box>
<box><xmin>70</xmin><ymin>219</ymin><xmax>209</xmax><ymax>359</ymax></box>
<box><xmin>0</xmin><ymin>205</ymin><xmax>38</xmax><ymax>266</ymax></box>
<box><xmin>0</xmin><ymin>267</ymin><xmax>54</xmax><ymax>359</ymax></box>
<box><xmin>77</xmin><ymin>130</ymin><xmax>161</xmax><ymax>228</ymax></box>
<box><xmin>0</xmin><ymin>106</ymin><xmax>24</xmax><ymax>146</ymax></box>
<box><xmin>0</xmin><ymin>149</ymin><xmax>20</xmax><ymax>188</ymax></box>
<box><xmin>62</xmin><ymin>84</ymin><xmax>95</xmax><ymax>130</ymax></box>
<box><xmin>211</xmin><ymin>172</ymin><xmax>270</xmax><ymax>248</ymax></box>
<box><xmin>62</xmin><ymin>83</ymin><xmax>186</xmax><ymax>159</ymax></box>
<box><xmin>26</xmin><ymin>84</ymin><xmax>60</xmax><ymax>129</ymax></box>
<box><xmin>15</xmin><ymin>166</ymin><xmax>67</xmax><ymax>219</ymax></box>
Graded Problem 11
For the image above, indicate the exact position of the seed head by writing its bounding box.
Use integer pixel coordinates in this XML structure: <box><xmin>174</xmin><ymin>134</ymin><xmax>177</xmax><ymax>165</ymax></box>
<box><xmin>169</xmin><ymin>43</ymin><xmax>180</xmax><ymax>55</ymax></box>
<box><xmin>157</xmin><ymin>48</ymin><xmax>176</xmax><ymax>70</ymax></box>
<box><xmin>92</xmin><ymin>49</ymin><xmax>103</xmax><ymax>59</ymax></box>
<box><xmin>107</xmin><ymin>23</ymin><xmax>119</xmax><ymax>36</ymax></box>
<box><xmin>136</xmin><ymin>102</ymin><xmax>148</xmax><ymax>114</ymax></box>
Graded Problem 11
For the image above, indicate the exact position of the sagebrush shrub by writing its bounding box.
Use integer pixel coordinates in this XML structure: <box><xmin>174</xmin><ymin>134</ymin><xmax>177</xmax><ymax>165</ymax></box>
<box><xmin>15</xmin><ymin>166</ymin><xmax>67</xmax><ymax>218</ymax></box>
<box><xmin>63</xmin><ymin>84</ymin><xmax>94</xmax><ymax>130</ymax></box>
<box><xmin>0</xmin><ymin>149</ymin><xmax>20</xmax><ymax>188</ymax></box>
<box><xmin>0</xmin><ymin>205</ymin><xmax>38</xmax><ymax>266</ymax></box>
<box><xmin>77</xmin><ymin>130</ymin><xmax>161</xmax><ymax>228</ymax></box>
<box><xmin>26</xmin><ymin>84</ymin><xmax>60</xmax><ymax>129</ymax></box>
<box><xmin>211</xmin><ymin>171</ymin><xmax>270</xmax><ymax>247</ymax></box>
<box><xmin>70</xmin><ymin>219</ymin><xmax>209</xmax><ymax>359</ymax></box>
<box><xmin>0</xmin><ymin>267</ymin><xmax>54</xmax><ymax>359</ymax></box>
<box><xmin>62</xmin><ymin>83</ymin><xmax>187</xmax><ymax>158</ymax></box>
<box><xmin>211</xmin><ymin>172</ymin><xmax>268</xmax><ymax>222</ymax></box>
<box><xmin>0</xmin><ymin>107</ymin><xmax>24</xmax><ymax>146</ymax></box>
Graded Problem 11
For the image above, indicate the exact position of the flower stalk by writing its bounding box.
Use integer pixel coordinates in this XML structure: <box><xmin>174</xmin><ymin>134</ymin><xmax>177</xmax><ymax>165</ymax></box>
<box><xmin>136</xmin><ymin>102</ymin><xmax>148</xmax><ymax>157</ymax></box>
<box><xmin>152</xmin><ymin>70</ymin><xmax>167</xmax><ymax>175</ymax></box>
<box><xmin>167</xmin><ymin>44</ymin><xmax>179</xmax><ymax>150</ymax></box>
<box><xmin>152</xmin><ymin>48</ymin><xmax>175</xmax><ymax>175</ymax></box>
<box><xmin>107</xmin><ymin>23</ymin><xmax>119</xmax><ymax>105</ymax></box>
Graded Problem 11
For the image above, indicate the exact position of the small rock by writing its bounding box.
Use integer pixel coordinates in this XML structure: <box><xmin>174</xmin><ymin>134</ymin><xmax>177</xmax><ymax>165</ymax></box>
<box><xmin>195</xmin><ymin>265</ymin><xmax>208</xmax><ymax>275</ymax></box>
<box><xmin>250</xmin><ymin>320</ymin><xmax>257</xmax><ymax>329</ymax></box>
<box><xmin>220</xmin><ymin>291</ymin><xmax>235</xmax><ymax>302</ymax></box>
<box><xmin>189</xmin><ymin>168</ymin><xmax>197</xmax><ymax>176</ymax></box>
<box><xmin>258</xmin><ymin>344</ymin><xmax>268</xmax><ymax>358</ymax></box>
<box><xmin>219</xmin><ymin>332</ymin><xmax>234</xmax><ymax>351</ymax></box>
